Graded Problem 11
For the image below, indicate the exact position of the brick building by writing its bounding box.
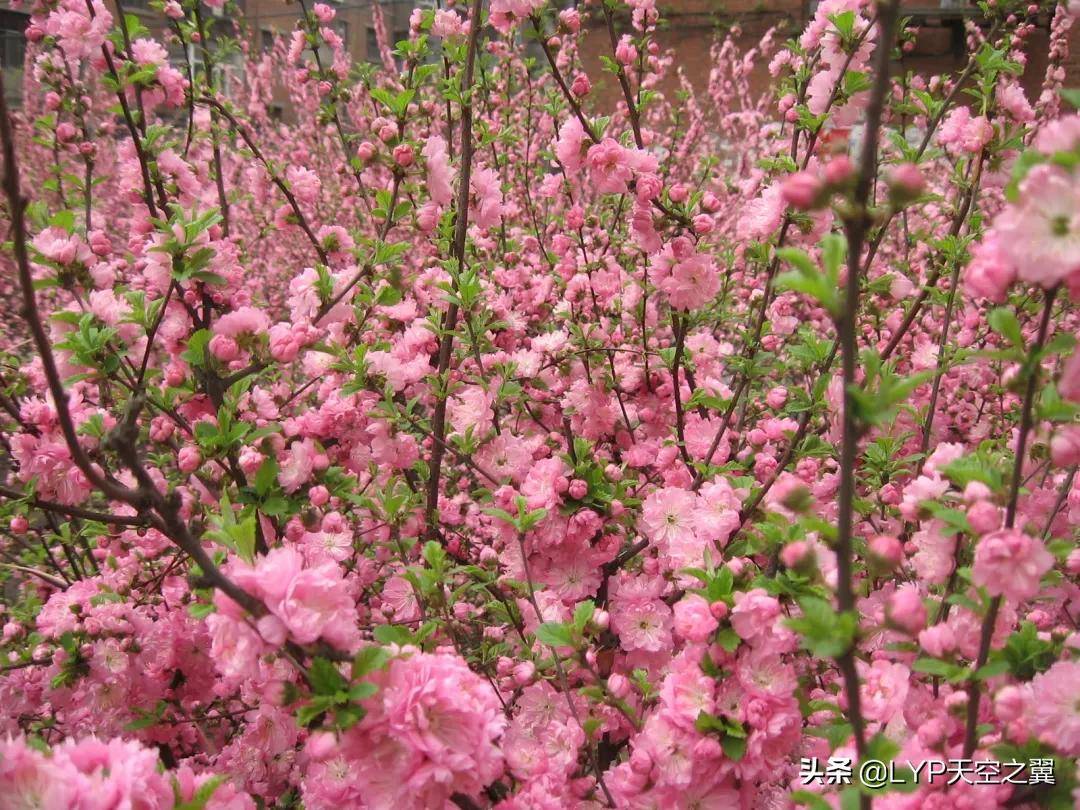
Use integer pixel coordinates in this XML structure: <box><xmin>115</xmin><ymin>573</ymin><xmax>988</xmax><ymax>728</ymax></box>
<box><xmin>1</xmin><ymin>0</ymin><xmax>1077</xmax><ymax>112</ymax></box>
<box><xmin>0</xmin><ymin>0</ymin><xmax>417</xmax><ymax>113</ymax></box>
<box><xmin>580</xmin><ymin>0</ymin><xmax>1080</xmax><ymax>107</ymax></box>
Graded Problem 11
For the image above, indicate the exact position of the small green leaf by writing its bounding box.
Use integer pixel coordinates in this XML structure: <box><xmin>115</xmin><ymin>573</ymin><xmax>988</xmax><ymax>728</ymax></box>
<box><xmin>352</xmin><ymin>646</ymin><xmax>390</xmax><ymax>679</ymax></box>
<box><xmin>535</xmin><ymin>622</ymin><xmax>575</xmax><ymax>648</ymax></box>
<box><xmin>309</xmin><ymin>658</ymin><xmax>347</xmax><ymax>696</ymax></box>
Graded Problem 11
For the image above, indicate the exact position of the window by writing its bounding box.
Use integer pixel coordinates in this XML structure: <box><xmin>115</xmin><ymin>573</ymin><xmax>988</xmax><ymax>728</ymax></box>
<box><xmin>366</xmin><ymin>24</ymin><xmax>408</xmax><ymax>65</ymax></box>
<box><xmin>261</xmin><ymin>28</ymin><xmax>275</xmax><ymax>53</ymax></box>
<box><xmin>366</xmin><ymin>26</ymin><xmax>380</xmax><ymax>64</ymax></box>
<box><xmin>0</xmin><ymin>10</ymin><xmax>28</xmax><ymax>70</ymax></box>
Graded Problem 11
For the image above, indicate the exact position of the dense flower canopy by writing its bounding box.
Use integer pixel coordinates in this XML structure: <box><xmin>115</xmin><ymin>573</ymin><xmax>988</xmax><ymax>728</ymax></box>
<box><xmin>0</xmin><ymin>0</ymin><xmax>1079</xmax><ymax>807</ymax></box>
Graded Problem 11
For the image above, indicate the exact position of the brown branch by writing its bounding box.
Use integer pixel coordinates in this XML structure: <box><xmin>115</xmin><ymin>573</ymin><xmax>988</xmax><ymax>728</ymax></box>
<box><xmin>426</xmin><ymin>0</ymin><xmax>485</xmax><ymax>540</ymax></box>
<box><xmin>834</xmin><ymin>0</ymin><xmax>900</xmax><ymax>776</ymax></box>
<box><xmin>2</xmin><ymin>74</ymin><xmax>142</xmax><ymax>508</ymax></box>
<box><xmin>198</xmin><ymin>96</ymin><xmax>329</xmax><ymax>265</ymax></box>
<box><xmin>962</xmin><ymin>284</ymin><xmax>1060</xmax><ymax>759</ymax></box>
<box><xmin>0</xmin><ymin>485</ymin><xmax>148</xmax><ymax>526</ymax></box>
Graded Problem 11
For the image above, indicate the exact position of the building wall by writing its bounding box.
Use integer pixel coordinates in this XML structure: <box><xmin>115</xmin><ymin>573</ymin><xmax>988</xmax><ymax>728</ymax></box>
<box><xmin>1</xmin><ymin>0</ymin><xmax>1077</xmax><ymax>116</ymax></box>
<box><xmin>578</xmin><ymin>0</ymin><xmax>1079</xmax><ymax>110</ymax></box>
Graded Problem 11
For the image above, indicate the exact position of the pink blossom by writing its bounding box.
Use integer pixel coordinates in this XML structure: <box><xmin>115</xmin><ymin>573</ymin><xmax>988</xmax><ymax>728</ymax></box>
<box><xmin>731</xmin><ymin>589</ymin><xmax>781</xmax><ymax>643</ymax></box>
<box><xmin>585</xmin><ymin>139</ymin><xmax>657</xmax><ymax>195</ymax></box>
<box><xmin>338</xmin><ymin>650</ymin><xmax>506</xmax><ymax>806</ymax></box>
<box><xmin>215</xmin><ymin>306</ymin><xmax>271</xmax><ymax>338</ymax></box>
<box><xmin>992</xmin><ymin>165</ymin><xmax>1080</xmax><ymax>288</ymax></box>
<box><xmin>673</xmin><ymin>595</ymin><xmax>719</xmax><ymax>643</ymax></box>
<box><xmin>972</xmin><ymin>529</ymin><xmax>1054</xmax><ymax>603</ymax></box>
<box><xmin>423</xmin><ymin>136</ymin><xmax>454</xmax><ymax>207</ymax></box>
<box><xmin>1026</xmin><ymin>661</ymin><xmax>1080</xmax><ymax>755</ymax></box>
<box><xmin>611</xmin><ymin>598</ymin><xmax>674</xmax><ymax>652</ymax></box>
<box><xmin>660</xmin><ymin>252</ymin><xmax>720</xmax><ymax>311</ymax></box>
<box><xmin>857</xmin><ymin>660</ymin><xmax>910</xmax><ymax>724</ymax></box>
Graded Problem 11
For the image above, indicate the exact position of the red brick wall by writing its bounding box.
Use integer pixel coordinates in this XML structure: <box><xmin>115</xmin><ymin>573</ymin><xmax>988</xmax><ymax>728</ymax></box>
<box><xmin>578</xmin><ymin>1</ymin><xmax>1080</xmax><ymax>110</ymax></box>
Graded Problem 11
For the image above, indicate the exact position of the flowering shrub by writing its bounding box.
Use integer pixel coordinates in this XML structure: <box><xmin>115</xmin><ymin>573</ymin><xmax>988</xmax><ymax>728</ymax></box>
<box><xmin>1</xmin><ymin>0</ymin><xmax>1079</xmax><ymax>807</ymax></box>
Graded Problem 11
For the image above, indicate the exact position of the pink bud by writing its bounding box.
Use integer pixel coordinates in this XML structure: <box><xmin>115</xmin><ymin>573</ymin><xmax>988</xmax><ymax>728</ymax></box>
<box><xmin>1067</xmin><ymin>549</ymin><xmax>1080</xmax><ymax>576</ymax></box>
<box><xmin>709</xmin><ymin>601</ymin><xmax>728</xmax><ymax>620</ymax></box>
<box><xmin>306</xmin><ymin>730</ymin><xmax>339</xmax><ymax>761</ymax></box>
<box><xmin>886</xmin><ymin>587</ymin><xmax>926</xmax><ymax>634</ymax></box>
<box><xmin>593</xmin><ymin>609</ymin><xmax>609</xmax><ymax>630</ymax></box>
<box><xmin>55</xmin><ymin>122</ymin><xmax>77</xmax><ymax>143</ymax></box>
<box><xmin>356</xmin><ymin>141</ymin><xmax>377</xmax><ymax>161</ymax></box>
<box><xmin>889</xmin><ymin>163</ymin><xmax>926</xmax><ymax>199</ymax></box>
<box><xmin>918</xmin><ymin>623</ymin><xmax>956</xmax><ymax>657</ymax></box>
<box><xmin>781</xmin><ymin>171</ymin><xmax>822</xmax><ymax>210</ymax></box>
<box><xmin>967</xmin><ymin>500</ymin><xmax>1002</xmax><ymax>535</ymax></box>
<box><xmin>256</xmin><ymin>614</ymin><xmax>287</xmax><ymax>645</ymax></box>
<box><xmin>209</xmin><ymin>334</ymin><xmax>240</xmax><ymax>362</ymax></box>
<box><xmin>629</xmin><ymin>748</ymin><xmax>652</xmax><ymax>774</ymax></box>
<box><xmin>780</xmin><ymin>540</ymin><xmax>813</xmax><ymax>570</ymax></box>
<box><xmin>570</xmin><ymin>74</ymin><xmax>591</xmax><ymax>98</ymax></box>
<box><xmin>178</xmin><ymin>446</ymin><xmax>202</xmax><ymax>474</ymax></box>
<box><xmin>309</xmin><ymin>485</ymin><xmax>330</xmax><ymax>507</ymax></box>
<box><xmin>568</xmin><ymin>478</ymin><xmax>588</xmax><ymax>499</ymax></box>
<box><xmin>994</xmin><ymin>685</ymin><xmax>1025</xmax><ymax>722</ymax></box>
<box><xmin>824</xmin><ymin>155</ymin><xmax>854</xmax><ymax>186</ymax></box>
<box><xmin>765</xmin><ymin>386</ymin><xmax>788</xmax><ymax>409</ymax></box>
<box><xmin>607</xmin><ymin>672</ymin><xmax>630</xmax><ymax>699</ymax></box>
<box><xmin>10</xmin><ymin>516</ymin><xmax>28</xmax><ymax>534</ymax></box>
<box><xmin>512</xmin><ymin>661</ymin><xmax>535</xmax><ymax>686</ymax></box>
<box><xmin>1050</xmin><ymin>426</ymin><xmax>1080</xmax><ymax>467</ymax></box>
<box><xmin>868</xmin><ymin>535</ymin><xmax>903</xmax><ymax>570</ymax></box>
<box><xmin>962</xmin><ymin>481</ymin><xmax>992</xmax><ymax>504</ymax></box>
<box><xmin>392</xmin><ymin>143</ymin><xmax>415</xmax><ymax>166</ymax></box>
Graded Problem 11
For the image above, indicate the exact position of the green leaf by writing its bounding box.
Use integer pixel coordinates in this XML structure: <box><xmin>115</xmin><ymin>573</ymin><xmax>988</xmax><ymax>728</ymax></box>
<box><xmin>309</xmin><ymin>658</ymin><xmax>347</xmax><ymax>696</ymax></box>
<box><xmin>788</xmin><ymin>597</ymin><xmax>857</xmax><ymax>658</ymax></box>
<box><xmin>988</xmin><ymin>307</ymin><xmax>1022</xmax><ymax>347</ymax></box>
<box><xmin>535</xmin><ymin>622</ymin><xmax>575</xmax><ymax>648</ymax></box>
<box><xmin>1060</xmin><ymin>88</ymin><xmax>1080</xmax><ymax>110</ymax></box>
<box><xmin>974</xmin><ymin>659</ymin><xmax>1010</xmax><ymax>680</ymax></box>
<box><xmin>180</xmin><ymin>329</ymin><xmax>212</xmax><ymax>368</ymax></box>
<box><xmin>187</xmin><ymin>602</ymin><xmax>215</xmax><ymax>619</ymax></box>
<box><xmin>233</xmin><ymin>514</ymin><xmax>256</xmax><ymax>564</ymax></box>
<box><xmin>572</xmin><ymin>600</ymin><xmax>596</xmax><ymax>632</ymax></box>
<box><xmin>296</xmin><ymin>697</ymin><xmax>331</xmax><ymax>727</ymax></box>
<box><xmin>254</xmin><ymin>458</ymin><xmax>279</xmax><ymax>497</ymax></box>
<box><xmin>912</xmin><ymin>657</ymin><xmax>955</xmax><ymax>677</ymax></box>
<box><xmin>352</xmin><ymin>646</ymin><xmax>390</xmax><ymax>679</ymax></box>
<box><xmin>347</xmin><ymin>681</ymin><xmax>379</xmax><ymax>702</ymax></box>
<box><xmin>373</xmin><ymin>624</ymin><xmax>414</xmax><ymax>645</ymax></box>
<box><xmin>174</xmin><ymin>775</ymin><xmax>224</xmax><ymax>810</ymax></box>
<box><xmin>720</xmin><ymin>734</ymin><xmax>747</xmax><ymax>761</ymax></box>
<box><xmin>715</xmin><ymin>627</ymin><xmax>740</xmax><ymax>652</ymax></box>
